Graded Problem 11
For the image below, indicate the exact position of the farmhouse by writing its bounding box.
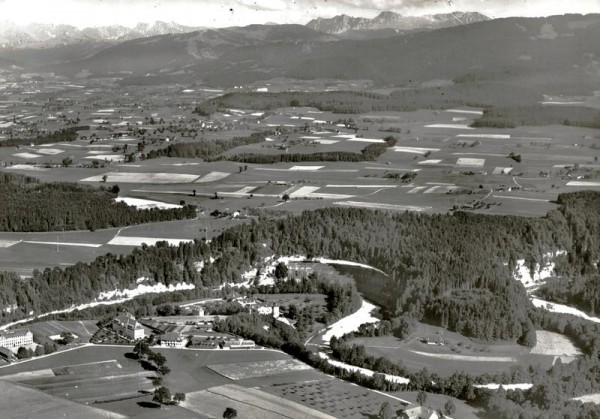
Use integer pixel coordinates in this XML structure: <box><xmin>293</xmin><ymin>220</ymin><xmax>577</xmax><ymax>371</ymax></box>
<box><xmin>236</xmin><ymin>298</ymin><xmax>280</xmax><ymax>318</ymax></box>
<box><xmin>224</xmin><ymin>338</ymin><xmax>256</xmax><ymax>349</ymax></box>
<box><xmin>0</xmin><ymin>328</ymin><xmax>33</xmax><ymax>348</ymax></box>
<box><xmin>422</xmin><ymin>334</ymin><xmax>444</xmax><ymax>346</ymax></box>
<box><xmin>112</xmin><ymin>312</ymin><xmax>145</xmax><ymax>340</ymax></box>
<box><xmin>159</xmin><ymin>332</ymin><xmax>188</xmax><ymax>348</ymax></box>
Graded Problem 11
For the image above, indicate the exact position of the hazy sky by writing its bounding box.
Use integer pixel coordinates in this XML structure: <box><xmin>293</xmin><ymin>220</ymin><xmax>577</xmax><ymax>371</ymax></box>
<box><xmin>1</xmin><ymin>0</ymin><xmax>599</xmax><ymax>28</ymax></box>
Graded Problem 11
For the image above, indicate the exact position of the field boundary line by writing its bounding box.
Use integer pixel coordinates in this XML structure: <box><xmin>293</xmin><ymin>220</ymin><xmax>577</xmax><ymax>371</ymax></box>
<box><xmin>0</xmin><ymin>343</ymin><xmax>93</xmax><ymax>370</ymax></box>
<box><xmin>205</xmin><ymin>387</ymin><xmax>296</xmax><ymax>419</ymax></box>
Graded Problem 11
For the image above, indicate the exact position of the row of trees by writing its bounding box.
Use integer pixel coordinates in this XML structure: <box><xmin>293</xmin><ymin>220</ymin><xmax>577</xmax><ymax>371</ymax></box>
<box><xmin>132</xmin><ymin>337</ymin><xmax>185</xmax><ymax>405</ymax></box>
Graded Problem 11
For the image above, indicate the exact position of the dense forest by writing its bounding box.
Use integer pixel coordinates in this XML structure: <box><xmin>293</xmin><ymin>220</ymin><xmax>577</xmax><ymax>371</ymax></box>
<box><xmin>3</xmin><ymin>190</ymin><xmax>599</xmax><ymax>342</ymax></box>
<box><xmin>144</xmin><ymin>132</ymin><xmax>270</xmax><ymax>160</ymax></box>
<box><xmin>227</xmin><ymin>140</ymin><xmax>395</xmax><ymax>164</ymax></box>
<box><xmin>1</xmin><ymin>191</ymin><xmax>600</xmax><ymax>416</ymax></box>
<box><xmin>193</xmin><ymin>83</ymin><xmax>542</xmax><ymax>117</ymax></box>
<box><xmin>471</xmin><ymin>105</ymin><xmax>600</xmax><ymax>129</ymax></box>
<box><xmin>0</xmin><ymin>173</ymin><xmax>197</xmax><ymax>232</ymax></box>
<box><xmin>534</xmin><ymin>191</ymin><xmax>600</xmax><ymax>316</ymax></box>
<box><xmin>2</xmin><ymin>126</ymin><xmax>88</xmax><ymax>147</ymax></box>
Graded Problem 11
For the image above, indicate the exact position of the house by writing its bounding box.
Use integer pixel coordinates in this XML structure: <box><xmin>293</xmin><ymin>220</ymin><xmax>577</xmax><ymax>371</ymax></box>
<box><xmin>159</xmin><ymin>332</ymin><xmax>188</xmax><ymax>348</ymax></box>
<box><xmin>188</xmin><ymin>305</ymin><xmax>205</xmax><ymax>316</ymax></box>
<box><xmin>0</xmin><ymin>328</ymin><xmax>33</xmax><ymax>348</ymax></box>
<box><xmin>112</xmin><ymin>312</ymin><xmax>145</xmax><ymax>340</ymax></box>
<box><xmin>422</xmin><ymin>334</ymin><xmax>444</xmax><ymax>346</ymax></box>
<box><xmin>257</xmin><ymin>305</ymin><xmax>280</xmax><ymax>318</ymax></box>
<box><xmin>224</xmin><ymin>338</ymin><xmax>256</xmax><ymax>349</ymax></box>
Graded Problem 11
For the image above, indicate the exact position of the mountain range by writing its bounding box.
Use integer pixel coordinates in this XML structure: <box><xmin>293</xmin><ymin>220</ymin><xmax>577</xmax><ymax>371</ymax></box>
<box><xmin>0</xmin><ymin>12</ymin><xmax>490</xmax><ymax>49</ymax></box>
<box><xmin>0</xmin><ymin>21</ymin><xmax>204</xmax><ymax>49</ymax></box>
<box><xmin>306</xmin><ymin>11</ymin><xmax>489</xmax><ymax>34</ymax></box>
<box><xmin>1</xmin><ymin>13</ymin><xmax>599</xmax><ymax>100</ymax></box>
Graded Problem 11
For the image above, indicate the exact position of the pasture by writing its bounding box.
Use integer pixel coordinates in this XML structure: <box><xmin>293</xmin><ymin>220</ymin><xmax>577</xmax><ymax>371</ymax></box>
<box><xmin>0</xmin><ymin>380</ymin><xmax>126</xmax><ymax>419</ymax></box>
<box><xmin>28</xmin><ymin>320</ymin><xmax>99</xmax><ymax>342</ymax></box>
<box><xmin>0</xmin><ymin>344</ymin><xmax>334</xmax><ymax>417</ymax></box>
<box><xmin>207</xmin><ymin>358</ymin><xmax>311</xmax><ymax>380</ymax></box>
<box><xmin>348</xmin><ymin>323</ymin><xmax>570</xmax><ymax>377</ymax></box>
<box><xmin>5</xmin><ymin>104</ymin><xmax>597</xmax><ymax>221</ymax></box>
<box><xmin>181</xmin><ymin>384</ymin><xmax>335</xmax><ymax>419</ymax></box>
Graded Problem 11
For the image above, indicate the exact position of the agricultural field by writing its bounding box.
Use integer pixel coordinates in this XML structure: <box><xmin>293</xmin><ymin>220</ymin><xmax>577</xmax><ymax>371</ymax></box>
<box><xmin>207</xmin><ymin>359</ymin><xmax>311</xmax><ymax>380</ymax></box>
<box><xmin>28</xmin><ymin>320</ymin><xmax>99</xmax><ymax>343</ymax></box>
<box><xmin>3</xmin><ymin>100</ymin><xmax>599</xmax><ymax>228</ymax></box>
<box><xmin>0</xmin><ymin>214</ymin><xmax>249</xmax><ymax>275</ymax></box>
<box><xmin>347</xmin><ymin>322</ymin><xmax>575</xmax><ymax>377</ymax></box>
<box><xmin>181</xmin><ymin>384</ymin><xmax>336</xmax><ymax>419</ymax></box>
<box><xmin>0</xmin><ymin>379</ymin><xmax>126</xmax><ymax>419</ymax></box>
<box><xmin>0</xmin><ymin>342</ymin><xmax>452</xmax><ymax>418</ymax></box>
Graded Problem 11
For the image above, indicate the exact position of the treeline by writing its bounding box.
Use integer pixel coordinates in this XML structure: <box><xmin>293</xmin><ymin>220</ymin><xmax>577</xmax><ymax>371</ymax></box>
<box><xmin>194</xmin><ymin>91</ymin><xmax>414</xmax><ymax>115</ymax></box>
<box><xmin>145</xmin><ymin>132</ymin><xmax>396</xmax><ymax>164</ymax></box>
<box><xmin>2</xmin><ymin>126</ymin><xmax>88</xmax><ymax>147</ymax></box>
<box><xmin>0</xmin><ymin>190</ymin><xmax>598</xmax><ymax>346</ymax></box>
<box><xmin>536</xmin><ymin>191</ymin><xmax>600</xmax><ymax>316</ymax></box>
<box><xmin>0</xmin><ymin>173</ymin><xmax>196</xmax><ymax>232</ymax></box>
<box><xmin>0</xmin><ymin>240</ymin><xmax>213</xmax><ymax>322</ymax></box>
<box><xmin>227</xmin><ymin>142</ymin><xmax>392</xmax><ymax>164</ymax></box>
<box><xmin>144</xmin><ymin>132</ymin><xmax>270</xmax><ymax>160</ymax></box>
<box><xmin>193</xmin><ymin>83</ymin><xmax>538</xmax><ymax>116</ymax></box>
<box><xmin>471</xmin><ymin>105</ymin><xmax>600</xmax><ymax>129</ymax></box>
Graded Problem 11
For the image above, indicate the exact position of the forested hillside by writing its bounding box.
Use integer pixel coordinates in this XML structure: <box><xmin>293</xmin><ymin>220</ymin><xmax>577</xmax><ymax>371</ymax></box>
<box><xmin>0</xmin><ymin>173</ymin><xmax>196</xmax><ymax>232</ymax></box>
<box><xmin>2</xmin><ymin>190</ymin><xmax>597</xmax><ymax>343</ymax></box>
<box><xmin>536</xmin><ymin>191</ymin><xmax>600</xmax><ymax>315</ymax></box>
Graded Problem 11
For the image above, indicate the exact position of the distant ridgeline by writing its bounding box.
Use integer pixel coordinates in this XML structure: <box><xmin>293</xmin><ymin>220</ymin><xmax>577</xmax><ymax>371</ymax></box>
<box><xmin>1</xmin><ymin>190</ymin><xmax>600</xmax><ymax>350</ymax></box>
<box><xmin>0</xmin><ymin>173</ymin><xmax>196</xmax><ymax>232</ymax></box>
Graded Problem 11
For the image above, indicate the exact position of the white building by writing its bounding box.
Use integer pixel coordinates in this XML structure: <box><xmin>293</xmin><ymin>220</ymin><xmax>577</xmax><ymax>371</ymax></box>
<box><xmin>113</xmin><ymin>312</ymin><xmax>145</xmax><ymax>340</ymax></box>
<box><xmin>0</xmin><ymin>329</ymin><xmax>33</xmax><ymax>348</ymax></box>
<box><xmin>257</xmin><ymin>305</ymin><xmax>280</xmax><ymax>318</ymax></box>
<box><xmin>160</xmin><ymin>332</ymin><xmax>188</xmax><ymax>348</ymax></box>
